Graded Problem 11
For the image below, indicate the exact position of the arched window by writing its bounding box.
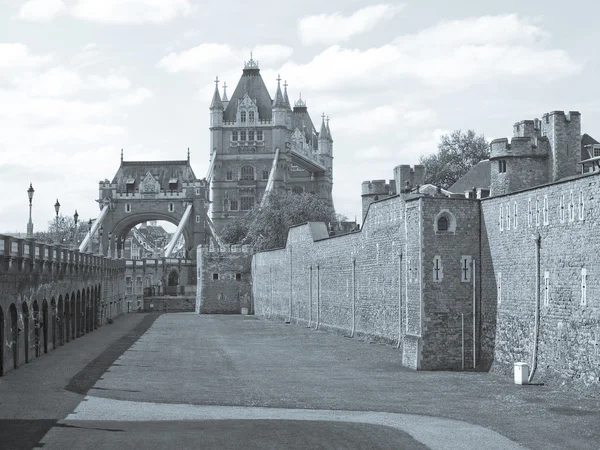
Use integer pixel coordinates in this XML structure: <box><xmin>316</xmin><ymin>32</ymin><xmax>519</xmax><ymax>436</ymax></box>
<box><xmin>240</xmin><ymin>165</ymin><xmax>254</xmax><ymax>180</ymax></box>
<box><xmin>240</xmin><ymin>196</ymin><xmax>255</xmax><ymax>211</ymax></box>
<box><xmin>437</xmin><ymin>216</ymin><xmax>448</xmax><ymax>231</ymax></box>
<box><xmin>241</xmin><ymin>111</ymin><xmax>246</xmax><ymax>123</ymax></box>
<box><xmin>249</xmin><ymin>111</ymin><xmax>255</xmax><ymax>122</ymax></box>
<box><xmin>232</xmin><ymin>131</ymin><xmax>238</xmax><ymax>141</ymax></box>
<box><xmin>292</xmin><ymin>185</ymin><xmax>304</xmax><ymax>194</ymax></box>
<box><xmin>226</xmin><ymin>170</ymin><xmax>233</xmax><ymax>181</ymax></box>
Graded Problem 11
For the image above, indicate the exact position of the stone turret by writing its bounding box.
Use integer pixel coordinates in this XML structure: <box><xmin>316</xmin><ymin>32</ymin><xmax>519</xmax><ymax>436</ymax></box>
<box><xmin>272</xmin><ymin>75</ymin><xmax>287</xmax><ymax>127</ymax></box>
<box><xmin>361</xmin><ymin>179</ymin><xmax>397</xmax><ymax>220</ymax></box>
<box><xmin>393</xmin><ymin>165</ymin><xmax>425</xmax><ymax>195</ymax></box>
<box><xmin>209</xmin><ymin>79</ymin><xmax>223</xmax><ymax>128</ymax></box>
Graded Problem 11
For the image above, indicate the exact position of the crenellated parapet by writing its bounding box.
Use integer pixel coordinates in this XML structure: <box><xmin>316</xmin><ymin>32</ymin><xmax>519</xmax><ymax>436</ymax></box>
<box><xmin>393</xmin><ymin>164</ymin><xmax>425</xmax><ymax>194</ymax></box>
<box><xmin>199</xmin><ymin>244</ymin><xmax>254</xmax><ymax>254</ymax></box>
<box><xmin>490</xmin><ymin>136</ymin><xmax>550</xmax><ymax>159</ymax></box>
<box><xmin>361</xmin><ymin>179</ymin><xmax>396</xmax><ymax>196</ymax></box>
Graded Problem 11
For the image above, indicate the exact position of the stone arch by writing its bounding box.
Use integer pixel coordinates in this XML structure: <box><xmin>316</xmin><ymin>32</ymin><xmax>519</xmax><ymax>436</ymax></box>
<box><xmin>76</xmin><ymin>290</ymin><xmax>81</xmax><ymax>338</ymax></box>
<box><xmin>50</xmin><ymin>298</ymin><xmax>56</xmax><ymax>350</ymax></box>
<box><xmin>9</xmin><ymin>303</ymin><xmax>18</xmax><ymax>369</ymax></box>
<box><xmin>70</xmin><ymin>293</ymin><xmax>76</xmax><ymax>339</ymax></box>
<box><xmin>434</xmin><ymin>209</ymin><xmax>457</xmax><ymax>234</ymax></box>
<box><xmin>64</xmin><ymin>294</ymin><xmax>70</xmax><ymax>343</ymax></box>
<box><xmin>0</xmin><ymin>305</ymin><xmax>4</xmax><ymax>376</ymax></box>
<box><xmin>42</xmin><ymin>299</ymin><xmax>49</xmax><ymax>354</ymax></box>
<box><xmin>32</xmin><ymin>300</ymin><xmax>40</xmax><ymax>358</ymax></box>
<box><xmin>109</xmin><ymin>214</ymin><xmax>192</xmax><ymax>260</ymax></box>
<box><xmin>57</xmin><ymin>296</ymin><xmax>64</xmax><ymax>346</ymax></box>
<box><xmin>168</xmin><ymin>269</ymin><xmax>179</xmax><ymax>286</ymax></box>
<box><xmin>22</xmin><ymin>301</ymin><xmax>29</xmax><ymax>364</ymax></box>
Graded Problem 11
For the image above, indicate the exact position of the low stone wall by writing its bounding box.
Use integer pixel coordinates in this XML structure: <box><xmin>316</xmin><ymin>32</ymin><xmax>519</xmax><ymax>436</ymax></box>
<box><xmin>144</xmin><ymin>296</ymin><xmax>195</xmax><ymax>312</ymax></box>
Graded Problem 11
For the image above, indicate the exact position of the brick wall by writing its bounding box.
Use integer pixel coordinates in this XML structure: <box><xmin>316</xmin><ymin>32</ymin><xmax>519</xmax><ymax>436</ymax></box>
<box><xmin>482</xmin><ymin>171</ymin><xmax>600</xmax><ymax>393</ymax></box>
<box><xmin>196</xmin><ymin>245</ymin><xmax>253</xmax><ymax>314</ymax></box>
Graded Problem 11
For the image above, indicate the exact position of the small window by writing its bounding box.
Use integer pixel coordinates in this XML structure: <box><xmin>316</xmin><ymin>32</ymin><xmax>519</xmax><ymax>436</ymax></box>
<box><xmin>544</xmin><ymin>271</ymin><xmax>550</xmax><ymax>306</ymax></box>
<box><xmin>240</xmin><ymin>130</ymin><xmax>247</xmax><ymax>141</ymax></box>
<box><xmin>248</xmin><ymin>130</ymin><xmax>254</xmax><ymax>141</ymax></box>
<box><xmin>240</xmin><ymin>165</ymin><xmax>254</xmax><ymax>180</ymax></box>
<box><xmin>460</xmin><ymin>256</ymin><xmax>472</xmax><ymax>282</ymax></box>
<box><xmin>579</xmin><ymin>189</ymin><xmax>584</xmax><ymax>221</ymax></box>
<box><xmin>527</xmin><ymin>197</ymin><xmax>532</xmax><ymax>227</ymax></box>
<box><xmin>292</xmin><ymin>185</ymin><xmax>304</xmax><ymax>195</ymax></box>
<box><xmin>438</xmin><ymin>216</ymin><xmax>448</xmax><ymax>231</ymax></box>
<box><xmin>432</xmin><ymin>255</ymin><xmax>443</xmax><ymax>282</ymax></box>
<box><xmin>196</xmin><ymin>215</ymin><xmax>201</xmax><ymax>223</ymax></box>
<box><xmin>497</xmin><ymin>272</ymin><xmax>502</xmax><ymax>304</ymax></box>
<box><xmin>249</xmin><ymin>111</ymin><xmax>254</xmax><ymax>122</ymax></box>
<box><xmin>236</xmin><ymin>273</ymin><xmax>241</xmax><ymax>281</ymax></box>
<box><xmin>125</xmin><ymin>203</ymin><xmax>132</xmax><ymax>213</ymax></box>
<box><xmin>513</xmin><ymin>201</ymin><xmax>518</xmax><ymax>229</ymax></box>
<box><xmin>535</xmin><ymin>197</ymin><xmax>540</xmax><ymax>226</ymax></box>
<box><xmin>569</xmin><ymin>190</ymin><xmax>575</xmax><ymax>222</ymax></box>
<box><xmin>257</xmin><ymin>130</ymin><xmax>263</xmax><ymax>140</ymax></box>
<box><xmin>168</xmin><ymin>202</ymin><xmax>175</xmax><ymax>212</ymax></box>
<box><xmin>232</xmin><ymin>131</ymin><xmax>238</xmax><ymax>141</ymax></box>
<box><xmin>240</xmin><ymin>196</ymin><xmax>254</xmax><ymax>211</ymax></box>
<box><xmin>262</xmin><ymin>169</ymin><xmax>269</xmax><ymax>180</ymax></box>
<box><xmin>213</xmin><ymin>273</ymin><xmax>219</xmax><ymax>280</ymax></box>
<box><xmin>499</xmin><ymin>205</ymin><xmax>504</xmax><ymax>231</ymax></box>
<box><xmin>594</xmin><ymin>146</ymin><xmax>600</xmax><ymax>157</ymax></box>
<box><xmin>506</xmin><ymin>204</ymin><xmax>511</xmax><ymax>231</ymax></box>
<box><xmin>229</xmin><ymin>199</ymin><xmax>239</xmax><ymax>211</ymax></box>
<box><xmin>195</xmin><ymin>188</ymin><xmax>200</xmax><ymax>195</ymax></box>
<box><xmin>543</xmin><ymin>195</ymin><xmax>549</xmax><ymax>225</ymax></box>
<box><xmin>581</xmin><ymin>268</ymin><xmax>587</xmax><ymax>306</ymax></box>
<box><xmin>240</xmin><ymin>112</ymin><xmax>246</xmax><ymax>123</ymax></box>
<box><xmin>498</xmin><ymin>160</ymin><xmax>507</xmax><ymax>173</ymax></box>
<box><xmin>226</xmin><ymin>170</ymin><xmax>233</xmax><ymax>181</ymax></box>
<box><xmin>559</xmin><ymin>194</ymin><xmax>565</xmax><ymax>223</ymax></box>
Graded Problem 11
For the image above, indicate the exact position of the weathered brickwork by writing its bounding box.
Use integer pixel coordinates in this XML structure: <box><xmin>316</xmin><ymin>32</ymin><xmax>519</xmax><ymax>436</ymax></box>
<box><xmin>0</xmin><ymin>234</ymin><xmax>126</xmax><ymax>376</ymax></box>
<box><xmin>482</xmin><ymin>171</ymin><xmax>600</xmax><ymax>393</ymax></box>
<box><xmin>196</xmin><ymin>245</ymin><xmax>253</xmax><ymax>314</ymax></box>
<box><xmin>253</xmin><ymin>192</ymin><xmax>484</xmax><ymax>371</ymax></box>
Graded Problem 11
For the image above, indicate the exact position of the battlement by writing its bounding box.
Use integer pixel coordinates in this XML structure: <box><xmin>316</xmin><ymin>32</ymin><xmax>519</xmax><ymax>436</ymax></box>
<box><xmin>393</xmin><ymin>164</ymin><xmax>425</xmax><ymax>193</ymax></box>
<box><xmin>542</xmin><ymin>110</ymin><xmax>581</xmax><ymax>121</ymax></box>
<box><xmin>513</xmin><ymin>120</ymin><xmax>540</xmax><ymax>138</ymax></box>
<box><xmin>361</xmin><ymin>179</ymin><xmax>396</xmax><ymax>196</ymax></box>
<box><xmin>200</xmin><ymin>244</ymin><xmax>254</xmax><ymax>254</ymax></box>
<box><xmin>490</xmin><ymin>136</ymin><xmax>549</xmax><ymax>159</ymax></box>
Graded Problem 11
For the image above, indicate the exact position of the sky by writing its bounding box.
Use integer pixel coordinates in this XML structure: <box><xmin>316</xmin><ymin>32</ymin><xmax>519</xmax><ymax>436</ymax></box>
<box><xmin>1</xmin><ymin>0</ymin><xmax>599</xmax><ymax>233</ymax></box>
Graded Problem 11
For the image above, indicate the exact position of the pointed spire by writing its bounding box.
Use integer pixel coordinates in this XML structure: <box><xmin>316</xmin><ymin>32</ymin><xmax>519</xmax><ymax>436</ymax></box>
<box><xmin>326</xmin><ymin>116</ymin><xmax>333</xmax><ymax>140</ymax></box>
<box><xmin>273</xmin><ymin>74</ymin><xmax>285</xmax><ymax>108</ymax></box>
<box><xmin>210</xmin><ymin>76</ymin><xmax>223</xmax><ymax>110</ymax></box>
<box><xmin>120</xmin><ymin>148</ymin><xmax>123</xmax><ymax>162</ymax></box>
<box><xmin>283</xmin><ymin>80</ymin><xmax>291</xmax><ymax>111</ymax></box>
<box><xmin>319</xmin><ymin>112</ymin><xmax>328</xmax><ymax>139</ymax></box>
<box><xmin>187</xmin><ymin>147</ymin><xmax>190</xmax><ymax>161</ymax></box>
<box><xmin>294</xmin><ymin>92</ymin><xmax>306</xmax><ymax>108</ymax></box>
<box><xmin>222</xmin><ymin>82</ymin><xmax>228</xmax><ymax>102</ymax></box>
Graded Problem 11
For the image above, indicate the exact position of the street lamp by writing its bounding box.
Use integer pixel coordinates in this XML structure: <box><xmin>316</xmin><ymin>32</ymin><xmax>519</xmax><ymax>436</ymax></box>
<box><xmin>73</xmin><ymin>210</ymin><xmax>79</xmax><ymax>248</ymax></box>
<box><xmin>26</xmin><ymin>183</ymin><xmax>35</xmax><ymax>238</ymax></box>
<box><xmin>54</xmin><ymin>199</ymin><xmax>60</xmax><ymax>244</ymax></box>
<box><xmin>99</xmin><ymin>225</ymin><xmax>103</xmax><ymax>255</ymax></box>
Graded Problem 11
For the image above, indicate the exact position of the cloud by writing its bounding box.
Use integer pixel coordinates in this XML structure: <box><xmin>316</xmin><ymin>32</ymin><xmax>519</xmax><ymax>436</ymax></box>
<box><xmin>17</xmin><ymin>0</ymin><xmax>66</xmax><ymax>22</ymax></box>
<box><xmin>298</xmin><ymin>4</ymin><xmax>402</xmax><ymax>45</ymax></box>
<box><xmin>87</xmin><ymin>74</ymin><xmax>131</xmax><ymax>91</ymax></box>
<box><xmin>0</xmin><ymin>43</ymin><xmax>53</xmax><ymax>69</ymax></box>
<box><xmin>334</xmin><ymin>106</ymin><xmax>399</xmax><ymax>134</ymax></box>
<box><xmin>71</xmin><ymin>0</ymin><xmax>192</xmax><ymax>24</ymax></box>
<box><xmin>354</xmin><ymin>146</ymin><xmax>393</xmax><ymax>160</ymax></box>
<box><xmin>116</xmin><ymin>87</ymin><xmax>153</xmax><ymax>106</ymax></box>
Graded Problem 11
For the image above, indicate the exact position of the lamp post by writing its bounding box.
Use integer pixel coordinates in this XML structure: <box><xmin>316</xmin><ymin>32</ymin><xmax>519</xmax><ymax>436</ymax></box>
<box><xmin>108</xmin><ymin>231</ymin><xmax>112</xmax><ymax>258</ymax></box>
<box><xmin>54</xmin><ymin>199</ymin><xmax>61</xmax><ymax>244</ymax></box>
<box><xmin>99</xmin><ymin>226</ymin><xmax>103</xmax><ymax>255</ymax></box>
<box><xmin>26</xmin><ymin>183</ymin><xmax>35</xmax><ymax>238</ymax></box>
<box><xmin>87</xmin><ymin>219</ymin><xmax>92</xmax><ymax>253</ymax></box>
<box><xmin>73</xmin><ymin>210</ymin><xmax>79</xmax><ymax>248</ymax></box>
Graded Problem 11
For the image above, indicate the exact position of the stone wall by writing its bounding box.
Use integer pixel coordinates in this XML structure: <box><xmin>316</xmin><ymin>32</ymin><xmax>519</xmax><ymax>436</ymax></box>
<box><xmin>144</xmin><ymin>296</ymin><xmax>195</xmax><ymax>312</ymax></box>
<box><xmin>196</xmin><ymin>245</ymin><xmax>253</xmax><ymax>314</ymax></box>
<box><xmin>252</xmin><ymin>195</ymin><xmax>485</xmax><ymax>371</ymax></box>
<box><xmin>481</xmin><ymin>171</ymin><xmax>600</xmax><ymax>393</ymax></box>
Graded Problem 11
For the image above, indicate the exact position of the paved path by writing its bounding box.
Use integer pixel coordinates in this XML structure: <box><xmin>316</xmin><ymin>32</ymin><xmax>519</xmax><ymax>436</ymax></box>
<box><xmin>2</xmin><ymin>313</ymin><xmax>600</xmax><ymax>449</ymax></box>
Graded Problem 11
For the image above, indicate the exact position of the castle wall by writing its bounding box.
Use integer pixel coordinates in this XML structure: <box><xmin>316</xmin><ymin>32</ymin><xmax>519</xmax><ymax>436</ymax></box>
<box><xmin>196</xmin><ymin>245</ymin><xmax>253</xmax><ymax>314</ymax></box>
<box><xmin>481</xmin><ymin>172</ymin><xmax>600</xmax><ymax>394</ymax></box>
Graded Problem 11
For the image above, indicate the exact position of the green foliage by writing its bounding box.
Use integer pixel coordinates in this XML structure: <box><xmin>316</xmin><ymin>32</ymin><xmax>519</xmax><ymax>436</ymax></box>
<box><xmin>220</xmin><ymin>188</ymin><xmax>336</xmax><ymax>251</ymax></box>
<box><xmin>419</xmin><ymin>130</ymin><xmax>489</xmax><ymax>189</ymax></box>
<box><xmin>34</xmin><ymin>214</ymin><xmax>88</xmax><ymax>245</ymax></box>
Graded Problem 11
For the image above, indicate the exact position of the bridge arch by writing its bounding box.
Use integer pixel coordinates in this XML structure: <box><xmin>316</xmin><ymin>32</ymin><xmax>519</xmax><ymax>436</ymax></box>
<box><xmin>32</xmin><ymin>300</ymin><xmax>40</xmax><ymax>358</ymax></box>
<box><xmin>64</xmin><ymin>295</ymin><xmax>70</xmax><ymax>343</ymax></box>
<box><xmin>70</xmin><ymin>292</ymin><xmax>76</xmax><ymax>339</ymax></box>
<box><xmin>76</xmin><ymin>291</ymin><xmax>81</xmax><ymax>338</ymax></box>
<box><xmin>50</xmin><ymin>297</ymin><xmax>56</xmax><ymax>350</ymax></box>
<box><xmin>9</xmin><ymin>303</ymin><xmax>18</xmax><ymax>369</ymax></box>
<box><xmin>42</xmin><ymin>299</ymin><xmax>49</xmax><ymax>354</ymax></box>
<box><xmin>57</xmin><ymin>296</ymin><xmax>64</xmax><ymax>345</ymax></box>
<box><xmin>0</xmin><ymin>305</ymin><xmax>4</xmax><ymax>376</ymax></box>
<box><xmin>22</xmin><ymin>301</ymin><xmax>29</xmax><ymax>363</ymax></box>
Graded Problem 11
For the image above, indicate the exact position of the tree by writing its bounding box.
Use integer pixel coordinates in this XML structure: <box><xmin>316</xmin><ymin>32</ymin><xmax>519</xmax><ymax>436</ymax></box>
<box><xmin>419</xmin><ymin>130</ymin><xmax>489</xmax><ymax>189</ymax></box>
<box><xmin>34</xmin><ymin>214</ymin><xmax>88</xmax><ymax>246</ymax></box>
<box><xmin>220</xmin><ymin>189</ymin><xmax>336</xmax><ymax>251</ymax></box>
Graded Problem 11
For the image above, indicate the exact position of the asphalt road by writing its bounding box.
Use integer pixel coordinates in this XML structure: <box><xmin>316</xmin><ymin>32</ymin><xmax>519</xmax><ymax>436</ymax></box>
<box><xmin>1</xmin><ymin>313</ymin><xmax>599</xmax><ymax>449</ymax></box>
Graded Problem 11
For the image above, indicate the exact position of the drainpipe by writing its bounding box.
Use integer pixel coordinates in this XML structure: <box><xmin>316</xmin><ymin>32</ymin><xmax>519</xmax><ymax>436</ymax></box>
<box><xmin>396</xmin><ymin>251</ymin><xmax>403</xmax><ymax>348</ymax></box>
<box><xmin>316</xmin><ymin>264</ymin><xmax>320</xmax><ymax>330</ymax></box>
<box><xmin>307</xmin><ymin>266</ymin><xmax>312</xmax><ymax>328</ymax></box>
<box><xmin>528</xmin><ymin>232</ymin><xmax>542</xmax><ymax>383</ymax></box>
<box><xmin>472</xmin><ymin>258</ymin><xmax>476</xmax><ymax>369</ymax></box>
<box><xmin>351</xmin><ymin>257</ymin><xmax>356</xmax><ymax>338</ymax></box>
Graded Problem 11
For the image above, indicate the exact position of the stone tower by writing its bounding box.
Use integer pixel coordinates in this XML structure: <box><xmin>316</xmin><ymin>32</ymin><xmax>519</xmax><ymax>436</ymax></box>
<box><xmin>208</xmin><ymin>55</ymin><xmax>334</xmax><ymax>232</ymax></box>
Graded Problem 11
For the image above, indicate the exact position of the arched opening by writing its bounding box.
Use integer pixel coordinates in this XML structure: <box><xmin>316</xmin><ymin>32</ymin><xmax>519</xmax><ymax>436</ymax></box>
<box><xmin>70</xmin><ymin>293</ymin><xmax>76</xmax><ymax>339</ymax></box>
<box><xmin>292</xmin><ymin>185</ymin><xmax>304</xmax><ymax>195</ymax></box>
<box><xmin>42</xmin><ymin>299</ymin><xmax>49</xmax><ymax>354</ymax></box>
<box><xmin>22</xmin><ymin>302</ymin><xmax>29</xmax><ymax>364</ymax></box>
<box><xmin>76</xmin><ymin>291</ymin><xmax>81</xmax><ymax>338</ymax></box>
<box><xmin>57</xmin><ymin>296</ymin><xmax>64</xmax><ymax>346</ymax></box>
<box><xmin>64</xmin><ymin>295</ymin><xmax>70</xmax><ymax>343</ymax></box>
<box><xmin>9</xmin><ymin>304</ymin><xmax>18</xmax><ymax>369</ymax></box>
<box><xmin>437</xmin><ymin>216</ymin><xmax>448</xmax><ymax>231</ymax></box>
<box><xmin>240</xmin><ymin>165</ymin><xmax>255</xmax><ymax>181</ymax></box>
<box><xmin>87</xmin><ymin>287</ymin><xmax>92</xmax><ymax>332</ymax></box>
<box><xmin>168</xmin><ymin>270</ymin><xmax>179</xmax><ymax>286</ymax></box>
<box><xmin>0</xmin><ymin>305</ymin><xmax>4</xmax><ymax>376</ymax></box>
<box><xmin>32</xmin><ymin>300</ymin><xmax>40</xmax><ymax>358</ymax></box>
